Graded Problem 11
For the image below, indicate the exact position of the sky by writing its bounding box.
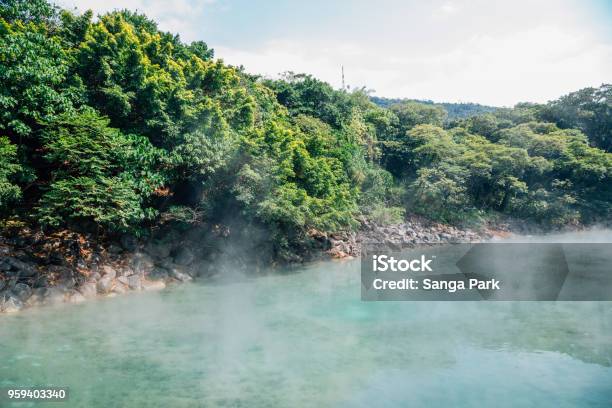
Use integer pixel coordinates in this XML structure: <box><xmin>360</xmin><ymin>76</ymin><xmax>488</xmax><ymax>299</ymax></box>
<box><xmin>57</xmin><ymin>0</ymin><xmax>612</xmax><ymax>106</ymax></box>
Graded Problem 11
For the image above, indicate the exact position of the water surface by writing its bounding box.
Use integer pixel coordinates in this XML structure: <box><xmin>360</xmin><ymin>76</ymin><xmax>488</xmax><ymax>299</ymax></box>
<box><xmin>1</xmin><ymin>231</ymin><xmax>612</xmax><ymax>407</ymax></box>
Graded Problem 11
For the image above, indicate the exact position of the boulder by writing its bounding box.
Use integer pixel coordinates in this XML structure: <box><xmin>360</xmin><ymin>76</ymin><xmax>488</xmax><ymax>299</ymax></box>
<box><xmin>43</xmin><ymin>287</ymin><xmax>66</xmax><ymax>305</ymax></box>
<box><xmin>100</xmin><ymin>265</ymin><xmax>117</xmax><ymax>279</ymax></box>
<box><xmin>127</xmin><ymin>275</ymin><xmax>142</xmax><ymax>290</ymax></box>
<box><xmin>130</xmin><ymin>252</ymin><xmax>155</xmax><ymax>275</ymax></box>
<box><xmin>3</xmin><ymin>257</ymin><xmax>37</xmax><ymax>277</ymax></box>
<box><xmin>78</xmin><ymin>282</ymin><xmax>97</xmax><ymax>299</ymax></box>
<box><xmin>149</xmin><ymin>267</ymin><xmax>169</xmax><ymax>280</ymax></box>
<box><xmin>12</xmin><ymin>283</ymin><xmax>32</xmax><ymax>302</ymax></box>
<box><xmin>112</xmin><ymin>284</ymin><xmax>127</xmax><ymax>295</ymax></box>
<box><xmin>144</xmin><ymin>240</ymin><xmax>171</xmax><ymax>259</ymax></box>
<box><xmin>142</xmin><ymin>280</ymin><xmax>166</xmax><ymax>291</ymax></box>
<box><xmin>66</xmin><ymin>290</ymin><xmax>86</xmax><ymax>304</ymax></box>
<box><xmin>26</xmin><ymin>288</ymin><xmax>46</xmax><ymax>307</ymax></box>
<box><xmin>120</xmin><ymin>234</ymin><xmax>138</xmax><ymax>252</ymax></box>
<box><xmin>173</xmin><ymin>247</ymin><xmax>195</xmax><ymax>266</ymax></box>
<box><xmin>108</xmin><ymin>244</ymin><xmax>123</xmax><ymax>255</ymax></box>
<box><xmin>1</xmin><ymin>295</ymin><xmax>23</xmax><ymax>313</ymax></box>
<box><xmin>97</xmin><ymin>276</ymin><xmax>113</xmax><ymax>294</ymax></box>
<box><xmin>170</xmin><ymin>268</ymin><xmax>192</xmax><ymax>282</ymax></box>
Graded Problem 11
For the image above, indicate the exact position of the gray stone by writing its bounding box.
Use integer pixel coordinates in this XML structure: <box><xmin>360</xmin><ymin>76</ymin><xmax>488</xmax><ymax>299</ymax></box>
<box><xmin>66</xmin><ymin>290</ymin><xmax>86</xmax><ymax>304</ymax></box>
<box><xmin>0</xmin><ymin>279</ymin><xmax>5</xmax><ymax>292</ymax></box>
<box><xmin>1</xmin><ymin>296</ymin><xmax>23</xmax><ymax>313</ymax></box>
<box><xmin>127</xmin><ymin>274</ymin><xmax>142</xmax><ymax>290</ymax></box>
<box><xmin>120</xmin><ymin>234</ymin><xmax>138</xmax><ymax>251</ymax></box>
<box><xmin>0</xmin><ymin>258</ymin><xmax>11</xmax><ymax>272</ymax></box>
<box><xmin>56</xmin><ymin>275</ymin><xmax>76</xmax><ymax>290</ymax></box>
<box><xmin>120</xmin><ymin>266</ymin><xmax>135</xmax><ymax>277</ymax></box>
<box><xmin>100</xmin><ymin>265</ymin><xmax>116</xmax><ymax>279</ymax></box>
<box><xmin>33</xmin><ymin>275</ymin><xmax>50</xmax><ymax>288</ymax></box>
<box><xmin>12</xmin><ymin>283</ymin><xmax>32</xmax><ymax>302</ymax></box>
<box><xmin>142</xmin><ymin>280</ymin><xmax>166</xmax><ymax>291</ymax></box>
<box><xmin>130</xmin><ymin>253</ymin><xmax>155</xmax><ymax>275</ymax></box>
<box><xmin>173</xmin><ymin>247</ymin><xmax>195</xmax><ymax>266</ymax></box>
<box><xmin>117</xmin><ymin>276</ymin><xmax>129</xmax><ymax>285</ymax></box>
<box><xmin>96</xmin><ymin>276</ymin><xmax>113</xmax><ymax>294</ymax></box>
<box><xmin>112</xmin><ymin>284</ymin><xmax>127</xmax><ymax>295</ymax></box>
<box><xmin>43</xmin><ymin>287</ymin><xmax>66</xmax><ymax>305</ymax></box>
<box><xmin>170</xmin><ymin>268</ymin><xmax>193</xmax><ymax>283</ymax></box>
<box><xmin>108</xmin><ymin>244</ymin><xmax>122</xmax><ymax>254</ymax></box>
<box><xmin>78</xmin><ymin>282</ymin><xmax>97</xmax><ymax>298</ymax></box>
<box><xmin>149</xmin><ymin>267</ymin><xmax>169</xmax><ymax>280</ymax></box>
<box><xmin>144</xmin><ymin>241</ymin><xmax>171</xmax><ymax>259</ymax></box>
<box><xmin>25</xmin><ymin>288</ymin><xmax>45</xmax><ymax>306</ymax></box>
<box><xmin>3</xmin><ymin>257</ymin><xmax>37</xmax><ymax>277</ymax></box>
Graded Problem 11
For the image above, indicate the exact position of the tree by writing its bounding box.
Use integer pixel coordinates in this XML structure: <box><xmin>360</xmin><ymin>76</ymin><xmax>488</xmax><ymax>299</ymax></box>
<box><xmin>390</xmin><ymin>101</ymin><xmax>446</xmax><ymax>133</ymax></box>
<box><xmin>539</xmin><ymin>84</ymin><xmax>612</xmax><ymax>152</ymax></box>
<box><xmin>36</xmin><ymin>111</ymin><xmax>164</xmax><ymax>232</ymax></box>
<box><xmin>0</xmin><ymin>0</ymin><xmax>57</xmax><ymax>24</ymax></box>
<box><xmin>0</xmin><ymin>136</ymin><xmax>21</xmax><ymax>211</ymax></box>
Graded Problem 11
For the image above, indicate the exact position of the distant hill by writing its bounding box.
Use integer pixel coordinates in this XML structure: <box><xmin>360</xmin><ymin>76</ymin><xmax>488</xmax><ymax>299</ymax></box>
<box><xmin>370</xmin><ymin>96</ymin><xmax>498</xmax><ymax>120</ymax></box>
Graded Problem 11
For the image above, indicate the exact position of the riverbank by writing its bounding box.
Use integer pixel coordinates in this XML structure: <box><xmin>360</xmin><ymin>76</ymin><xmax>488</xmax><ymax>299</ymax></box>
<box><xmin>0</xmin><ymin>217</ymin><xmax>521</xmax><ymax>314</ymax></box>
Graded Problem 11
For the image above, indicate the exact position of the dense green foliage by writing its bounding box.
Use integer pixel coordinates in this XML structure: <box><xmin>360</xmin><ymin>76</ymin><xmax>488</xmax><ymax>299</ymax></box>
<box><xmin>371</xmin><ymin>97</ymin><xmax>498</xmax><ymax>121</ymax></box>
<box><xmin>1</xmin><ymin>0</ymin><xmax>610</xmax><ymax>255</ymax></box>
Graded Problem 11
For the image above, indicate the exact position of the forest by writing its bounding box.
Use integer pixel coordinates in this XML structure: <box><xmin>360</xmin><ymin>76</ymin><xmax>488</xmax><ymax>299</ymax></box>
<box><xmin>1</xmin><ymin>0</ymin><xmax>611</xmax><ymax>259</ymax></box>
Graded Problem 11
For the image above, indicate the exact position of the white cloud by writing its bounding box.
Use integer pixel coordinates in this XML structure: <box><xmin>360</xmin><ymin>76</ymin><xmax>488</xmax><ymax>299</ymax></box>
<box><xmin>56</xmin><ymin>0</ymin><xmax>215</xmax><ymax>42</ymax></box>
<box><xmin>438</xmin><ymin>1</ymin><xmax>458</xmax><ymax>15</ymax></box>
<box><xmin>216</xmin><ymin>23</ymin><xmax>612</xmax><ymax>106</ymax></box>
<box><xmin>56</xmin><ymin>0</ymin><xmax>612</xmax><ymax>106</ymax></box>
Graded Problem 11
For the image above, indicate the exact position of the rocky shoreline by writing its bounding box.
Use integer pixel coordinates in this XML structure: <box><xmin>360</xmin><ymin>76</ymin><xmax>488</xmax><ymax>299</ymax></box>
<box><xmin>323</xmin><ymin>216</ymin><xmax>493</xmax><ymax>259</ymax></box>
<box><xmin>0</xmin><ymin>218</ymin><xmax>500</xmax><ymax>314</ymax></box>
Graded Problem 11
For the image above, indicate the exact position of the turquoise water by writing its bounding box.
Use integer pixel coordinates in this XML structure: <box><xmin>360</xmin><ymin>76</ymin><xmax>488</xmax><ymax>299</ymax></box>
<box><xmin>1</xmin><ymin>233</ymin><xmax>612</xmax><ymax>407</ymax></box>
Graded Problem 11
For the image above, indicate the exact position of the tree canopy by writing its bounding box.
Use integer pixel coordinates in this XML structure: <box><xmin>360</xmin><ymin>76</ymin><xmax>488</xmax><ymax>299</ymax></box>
<box><xmin>1</xmin><ymin>0</ymin><xmax>610</xmax><ymax>254</ymax></box>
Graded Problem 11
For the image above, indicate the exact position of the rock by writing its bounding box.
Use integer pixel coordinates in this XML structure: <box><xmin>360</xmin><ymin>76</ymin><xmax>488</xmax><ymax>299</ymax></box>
<box><xmin>78</xmin><ymin>282</ymin><xmax>97</xmax><ymax>299</ymax></box>
<box><xmin>112</xmin><ymin>284</ymin><xmax>127</xmax><ymax>295</ymax></box>
<box><xmin>3</xmin><ymin>257</ymin><xmax>37</xmax><ymax>277</ymax></box>
<box><xmin>173</xmin><ymin>247</ymin><xmax>195</xmax><ymax>266</ymax></box>
<box><xmin>0</xmin><ymin>258</ymin><xmax>11</xmax><ymax>272</ymax></box>
<box><xmin>56</xmin><ymin>276</ymin><xmax>76</xmax><ymax>290</ymax></box>
<box><xmin>149</xmin><ymin>267</ymin><xmax>169</xmax><ymax>280</ymax></box>
<box><xmin>170</xmin><ymin>268</ymin><xmax>192</xmax><ymax>282</ymax></box>
<box><xmin>33</xmin><ymin>275</ymin><xmax>50</xmax><ymax>288</ymax></box>
<box><xmin>120</xmin><ymin>266</ymin><xmax>135</xmax><ymax>277</ymax></box>
<box><xmin>120</xmin><ymin>234</ymin><xmax>138</xmax><ymax>252</ymax></box>
<box><xmin>43</xmin><ymin>287</ymin><xmax>66</xmax><ymax>305</ymax></box>
<box><xmin>66</xmin><ymin>290</ymin><xmax>86</xmax><ymax>304</ymax></box>
<box><xmin>12</xmin><ymin>283</ymin><xmax>32</xmax><ymax>302</ymax></box>
<box><xmin>108</xmin><ymin>244</ymin><xmax>123</xmax><ymax>255</ymax></box>
<box><xmin>96</xmin><ymin>276</ymin><xmax>113</xmax><ymax>294</ymax></box>
<box><xmin>0</xmin><ymin>280</ymin><xmax>5</xmax><ymax>292</ymax></box>
<box><xmin>26</xmin><ymin>288</ymin><xmax>46</xmax><ymax>307</ymax></box>
<box><xmin>117</xmin><ymin>276</ymin><xmax>129</xmax><ymax>285</ymax></box>
<box><xmin>100</xmin><ymin>265</ymin><xmax>117</xmax><ymax>279</ymax></box>
<box><xmin>127</xmin><ymin>275</ymin><xmax>142</xmax><ymax>290</ymax></box>
<box><xmin>1</xmin><ymin>295</ymin><xmax>23</xmax><ymax>313</ymax></box>
<box><xmin>328</xmin><ymin>247</ymin><xmax>349</xmax><ymax>258</ymax></box>
<box><xmin>142</xmin><ymin>280</ymin><xmax>166</xmax><ymax>291</ymax></box>
<box><xmin>144</xmin><ymin>240</ymin><xmax>171</xmax><ymax>259</ymax></box>
<box><xmin>130</xmin><ymin>253</ymin><xmax>155</xmax><ymax>275</ymax></box>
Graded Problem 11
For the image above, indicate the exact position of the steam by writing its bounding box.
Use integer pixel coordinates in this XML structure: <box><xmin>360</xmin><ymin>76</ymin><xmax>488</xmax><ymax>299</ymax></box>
<box><xmin>1</xmin><ymin>228</ymin><xmax>611</xmax><ymax>405</ymax></box>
